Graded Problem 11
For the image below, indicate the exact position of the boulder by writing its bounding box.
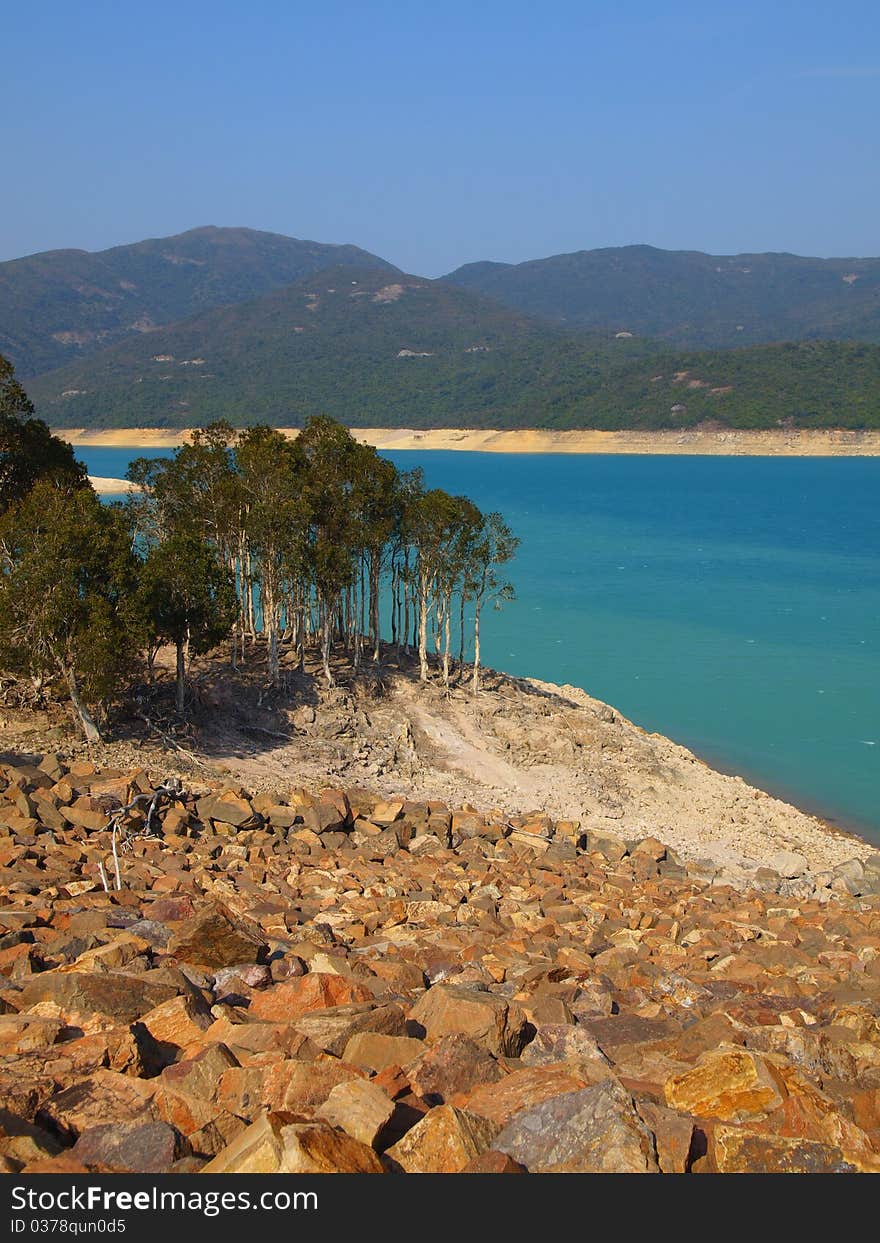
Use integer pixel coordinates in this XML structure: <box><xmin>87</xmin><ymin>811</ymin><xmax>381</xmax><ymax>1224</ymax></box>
<box><xmin>261</xmin><ymin>1057</ymin><xmax>364</xmax><ymax>1113</ymax></box>
<box><xmin>248</xmin><ymin>973</ymin><xmax>373</xmax><ymax>1022</ymax></box>
<box><xmin>768</xmin><ymin>850</ymin><xmax>809</xmax><ymax>880</ymax></box>
<box><xmin>520</xmin><ymin>1023</ymin><xmax>613</xmax><ymax>1072</ymax></box>
<box><xmin>37</xmin><ymin>1071</ymin><xmax>158</xmax><ymax>1143</ymax></box>
<box><xmin>408</xmin><ymin>984</ymin><xmax>530</xmax><ymax>1056</ymax></box>
<box><xmin>385</xmin><ymin>1105</ymin><xmax>499</xmax><ymax>1173</ymax></box>
<box><xmin>711</xmin><ymin>1126</ymin><xmax>858</xmax><ymax>1174</ymax></box>
<box><xmin>664</xmin><ymin>1047</ymin><xmax>787</xmax><ymax>1122</ymax></box>
<box><xmin>72</xmin><ymin>1120</ymin><xmax>186</xmax><ymax>1173</ymax></box>
<box><xmin>463</xmin><ymin>1064</ymin><xmax>599</xmax><ymax>1127</ymax></box>
<box><xmin>201</xmin><ymin>1112</ymin><xmax>384</xmax><ymax>1174</ymax></box>
<box><xmin>167</xmin><ymin>903</ymin><xmax>267</xmax><ymax>970</ymax></box>
<box><xmin>16</xmin><ymin>972</ymin><xmax>176</xmax><ymax>1026</ymax></box>
<box><xmin>494</xmin><ymin>1078</ymin><xmax>658</xmax><ymax>1173</ymax></box>
<box><xmin>317</xmin><ymin>1079</ymin><xmax>396</xmax><ymax>1148</ymax></box>
<box><xmin>342</xmin><ymin>1032</ymin><xmax>426</xmax><ymax>1072</ymax></box>
<box><xmin>405</xmin><ymin>1033</ymin><xmax>505</xmax><ymax>1103</ymax></box>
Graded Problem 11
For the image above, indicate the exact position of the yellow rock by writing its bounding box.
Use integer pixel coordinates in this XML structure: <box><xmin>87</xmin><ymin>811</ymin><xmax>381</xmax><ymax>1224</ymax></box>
<box><xmin>664</xmin><ymin>1046</ymin><xmax>786</xmax><ymax>1122</ymax></box>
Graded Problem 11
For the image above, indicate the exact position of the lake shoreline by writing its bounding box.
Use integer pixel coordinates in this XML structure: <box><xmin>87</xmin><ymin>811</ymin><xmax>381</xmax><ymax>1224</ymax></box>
<box><xmin>59</xmin><ymin>426</ymin><xmax>880</xmax><ymax>456</ymax></box>
<box><xmin>78</xmin><ymin>437</ymin><xmax>880</xmax><ymax>845</ymax></box>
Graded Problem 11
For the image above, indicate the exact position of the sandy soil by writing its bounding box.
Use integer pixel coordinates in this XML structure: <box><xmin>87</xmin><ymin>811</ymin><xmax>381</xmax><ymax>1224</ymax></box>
<box><xmin>60</xmin><ymin>427</ymin><xmax>880</xmax><ymax>456</ymax></box>
<box><xmin>89</xmin><ymin>476</ymin><xmax>137</xmax><ymax>494</ymax></box>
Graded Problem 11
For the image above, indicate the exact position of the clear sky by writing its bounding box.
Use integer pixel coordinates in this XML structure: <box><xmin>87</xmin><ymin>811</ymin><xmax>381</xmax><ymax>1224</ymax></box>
<box><xmin>4</xmin><ymin>1</ymin><xmax>879</xmax><ymax>274</ymax></box>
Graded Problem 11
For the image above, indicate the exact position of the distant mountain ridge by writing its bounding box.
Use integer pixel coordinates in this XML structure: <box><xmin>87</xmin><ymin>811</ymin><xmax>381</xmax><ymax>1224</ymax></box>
<box><xmin>7</xmin><ymin>227</ymin><xmax>880</xmax><ymax>431</ymax></box>
<box><xmin>0</xmin><ymin>226</ymin><xmax>397</xmax><ymax>376</ymax></box>
<box><xmin>442</xmin><ymin>244</ymin><xmax>880</xmax><ymax>348</ymax></box>
<box><xmin>28</xmin><ymin>265</ymin><xmax>880</xmax><ymax>432</ymax></box>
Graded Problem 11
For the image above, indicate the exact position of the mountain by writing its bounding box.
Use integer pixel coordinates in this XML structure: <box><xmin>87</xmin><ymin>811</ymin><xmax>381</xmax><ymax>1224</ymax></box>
<box><xmin>28</xmin><ymin>264</ymin><xmax>659</xmax><ymax>428</ymax></box>
<box><xmin>0</xmin><ymin>226</ymin><xmax>398</xmax><ymax>377</ymax></box>
<box><xmin>442</xmin><ymin>244</ymin><xmax>880</xmax><ymax>348</ymax></box>
<box><xmin>27</xmin><ymin>265</ymin><xmax>880</xmax><ymax>431</ymax></box>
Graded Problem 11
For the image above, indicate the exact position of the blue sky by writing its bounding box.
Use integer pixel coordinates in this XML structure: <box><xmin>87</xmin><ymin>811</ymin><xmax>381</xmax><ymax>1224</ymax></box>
<box><xmin>4</xmin><ymin>1</ymin><xmax>879</xmax><ymax>273</ymax></box>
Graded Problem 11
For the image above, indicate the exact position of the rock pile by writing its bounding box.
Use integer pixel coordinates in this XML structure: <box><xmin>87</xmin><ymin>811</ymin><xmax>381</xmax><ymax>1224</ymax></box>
<box><xmin>1</xmin><ymin>756</ymin><xmax>879</xmax><ymax>1174</ymax></box>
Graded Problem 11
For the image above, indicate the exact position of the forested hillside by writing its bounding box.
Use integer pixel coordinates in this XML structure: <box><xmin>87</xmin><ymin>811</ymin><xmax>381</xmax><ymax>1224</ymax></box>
<box><xmin>0</xmin><ymin>226</ymin><xmax>396</xmax><ymax>376</ymax></box>
<box><xmin>28</xmin><ymin>265</ymin><xmax>880</xmax><ymax>430</ymax></box>
<box><xmin>443</xmin><ymin>245</ymin><xmax>880</xmax><ymax>348</ymax></box>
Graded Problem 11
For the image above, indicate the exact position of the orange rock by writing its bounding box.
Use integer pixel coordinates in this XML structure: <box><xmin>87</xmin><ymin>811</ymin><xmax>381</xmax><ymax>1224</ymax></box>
<box><xmin>385</xmin><ymin>1104</ymin><xmax>499</xmax><ymax>1173</ymax></box>
<box><xmin>343</xmin><ymin>1032</ymin><xmax>426</xmax><ymax>1072</ymax></box>
<box><xmin>462</xmin><ymin>1064</ymin><xmax>596</xmax><ymax>1127</ymax></box>
<box><xmin>664</xmin><ymin>1047</ymin><xmax>787</xmax><ymax>1122</ymax></box>
<box><xmin>248</xmin><ymin>973</ymin><xmax>373</xmax><ymax>1022</ymax></box>
<box><xmin>711</xmin><ymin>1125</ymin><xmax>858</xmax><ymax>1173</ymax></box>
<box><xmin>408</xmin><ymin>983</ymin><xmax>529</xmax><ymax>1056</ymax></box>
<box><xmin>134</xmin><ymin>993</ymin><xmax>213</xmax><ymax>1064</ymax></box>
<box><xmin>261</xmin><ymin>1056</ymin><xmax>364</xmax><ymax>1113</ymax></box>
<box><xmin>201</xmin><ymin>1112</ymin><xmax>384</xmax><ymax>1174</ymax></box>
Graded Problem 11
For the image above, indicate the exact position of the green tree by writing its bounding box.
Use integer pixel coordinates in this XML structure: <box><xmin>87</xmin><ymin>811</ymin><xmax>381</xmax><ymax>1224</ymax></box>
<box><xmin>468</xmin><ymin>512</ymin><xmax>518</xmax><ymax>694</ymax></box>
<box><xmin>137</xmin><ymin>533</ymin><xmax>237</xmax><ymax>714</ymax></box>
<box><xmin>235</xmin><ymin>426</ymin><xmax>305</xmax><ymax>687</ymax></box>
<box><xmin>295</xmin><ymin>417</ymin><xmax>362</xmax><ymax>686</ymax></box>
<box><xmin>411</xmin><ymin>489</ymin><xmax>464</xmax><ymax>683</ymax></box>
<box><xmin>0</xmin><ymin>354</ymin><xmax>87</xmax><ymax>514</ymax></box>
<box><xmin>0</xmin><ymin>482</ymin><xmax>139</xmax><ymax>740</ymax></box>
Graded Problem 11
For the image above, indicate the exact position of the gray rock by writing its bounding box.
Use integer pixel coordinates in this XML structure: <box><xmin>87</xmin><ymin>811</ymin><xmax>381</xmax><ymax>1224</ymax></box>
<box><xmin>72</xmin><ymin>1120</ymin><xmax>186</xmax><ymax>1173</ymax></box>
<box><xmin>778</xmin><ymin>876</ymin><xmax>816</xmax><ymax>900</ymax></box>
<box><xmin>833</xmin><ymin>858</ymin><xmax>864</xmax><ymax>883</ymax></box>
<box><xmin>494</xmin><ymin>1078</ymin><xmax>659</xmax><ymax>1173</ymax></box>
<box><xmin>520</xmin><ymin>1023</ymin><xmax>612</xmax><ymax>1070</ymax></box>
<box><xmin>768</xmin><ymin>850</ymin><xmax>809</xmax><ymax>879</ymax></box>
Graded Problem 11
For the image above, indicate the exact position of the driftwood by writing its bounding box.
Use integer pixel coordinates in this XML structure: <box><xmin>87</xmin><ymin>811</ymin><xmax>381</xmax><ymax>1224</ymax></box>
<box><xmin>99</xmin><ymin>778</ymin><xmax>187</xmax><ymax>893</ymax></box>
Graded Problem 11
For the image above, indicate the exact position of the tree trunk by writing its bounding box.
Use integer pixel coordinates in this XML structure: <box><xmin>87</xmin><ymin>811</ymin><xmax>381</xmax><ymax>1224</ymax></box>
<box><xmin>442</xmin><ymin>601</ymin><xmax>451</xmax><ymax>687</ymax></box>
<box><xmin>403</xmin><ymin>549</ymin><xmax>411</xmax><ymax>655</ymax></box>
<box><xmin>66</xmin><ymin>666</ymin><xmax>102</xmax><ymax>743</ymax></box>
<box><xmin>418</xmin><ymin>567</ymin><xmax>430</xmax><ymax>683</ymax></box>
<box><xmin>370</xmin><ymin>550</ymin><xmax>381</xmax><ymax>663</ymax></box>
<box><xmin>321</xmin><ymin>599</ymin><xmax>334</xmax><ymax>688</ymax></box>
<box><xmin>472</xmin><ymin>602</ymin><xmax>482</xmax><ymax>696</ymax></box>
<box><xmin>176</xmin><ymin>640</ymin><xmax>186</xmax><ymax>714</ymax></box>
<box><xmin>458</xmin><ymin>589</ymin><xmax>466</xmax><ymax>680</ymax></box>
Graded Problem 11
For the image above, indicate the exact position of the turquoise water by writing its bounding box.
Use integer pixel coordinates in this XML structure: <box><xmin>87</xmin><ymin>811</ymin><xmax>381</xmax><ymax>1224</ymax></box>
<box><xmin>83</xmin><ymin>446</ymin><xmax>880</xmax><ymax>840</ymax></box>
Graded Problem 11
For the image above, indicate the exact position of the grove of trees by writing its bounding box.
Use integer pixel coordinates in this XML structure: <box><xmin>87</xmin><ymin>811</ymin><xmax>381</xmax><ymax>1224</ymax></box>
<box><xmin>0</xmin><ymin>355</ymin><xmax>518</xmax><ymax>741</ymax></box>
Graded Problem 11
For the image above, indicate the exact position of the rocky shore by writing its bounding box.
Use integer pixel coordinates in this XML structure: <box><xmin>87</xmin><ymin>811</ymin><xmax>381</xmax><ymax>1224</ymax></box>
<box><xmin>1</xmin><ymin>755</ymin><xmax>879</xmax><ymax>1175</ymax></box>
<box><xmin>58</xmin><ymin>427</ymin><xmax>880</xmax><ymax>456</ymax></box>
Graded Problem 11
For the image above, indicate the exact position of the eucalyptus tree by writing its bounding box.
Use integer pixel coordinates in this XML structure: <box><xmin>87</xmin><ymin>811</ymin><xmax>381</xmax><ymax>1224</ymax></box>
<box><xmin>234</xmin><ymin>426</ymin><xmax>305</xmax><ymax>687</ymax></box>
<box><xmin>0</xmin><ymin>481</ymin><xmax>139</xmax><ymax>740</ymax></box>
<box><xmin>467</xmin><ymin>512</ymin><xmax>519</xmax><ymax>694</ymax></box>
<box><xmin>137</xmin><ymin>533</ymin><xmax>237</xmax><ymax>714</ymax></box>
<box><xmin>435</xmin><ymin>496</ymin><xmax>483</xmax><ymax>687</ymax></box>
<box><xmin>411</xmin><ymin>488</ymin><xmax>465</xmax><ymax>683</ymax></box>
<box><xmin>388</xmin><ymin>467</ymin><xmax>425</xmax><ymax>657</ymax></box>
<box><xmin>351</xmin><ymin>443</ymin><xmax>398</xmax><ymax>665</ymax></box>
<box><xmin>295</xmin><ymin>416</ymin><xmax>363</xmax><ymax>686</ymax></box>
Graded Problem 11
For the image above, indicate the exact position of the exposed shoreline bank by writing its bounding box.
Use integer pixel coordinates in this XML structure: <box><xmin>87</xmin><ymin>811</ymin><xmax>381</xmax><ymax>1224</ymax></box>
<box><xmin>60</xmin><ymin>426</ymin><xmax>880</xmax><ymax>456</ymax></box>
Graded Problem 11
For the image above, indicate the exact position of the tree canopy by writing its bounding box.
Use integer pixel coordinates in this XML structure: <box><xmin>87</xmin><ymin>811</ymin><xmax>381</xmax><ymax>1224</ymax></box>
<box><xmin>0</xmin><ymin>403</ymin><xmax>519</xmax><ymax>739</ymax></box>
<box><xmin>0</xmin><ymin>354</ymin><xmax>87</xmax><ymax>515</ymax></box>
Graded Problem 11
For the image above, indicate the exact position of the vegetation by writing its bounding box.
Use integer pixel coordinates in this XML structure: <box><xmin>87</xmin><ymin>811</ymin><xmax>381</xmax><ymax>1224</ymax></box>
<box><xmin>443</xmin><ymin>244</ymin><xmax>880</xmax><ymax>348</ymax></box>
<box><xmin>27</xmin><ymin>260</ymin><xmax>880</xmax><ymax>430</ymax></box>
<box><xmin>0</xmin><ymin>355</ymin><xmax>517</xmax><ymax>739</ymax></box>
<box><xmin>0</xmin><ymin>355</ymin><xmax>87</xmax><ymax>513</ymax></box>
<box><xmin>126</xmin><ymin>417</ymin><xmax>518</xmax><ymax>696</ymax></box>
<box><xmin>0</xmin><ymin>226</ymin><xmax>396</xmax><ymax>378</ymax></box>
<box><xmin>0</xmin><ymin>481</ymin><xmax>138</xmax><ymax>740</ymax></box>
